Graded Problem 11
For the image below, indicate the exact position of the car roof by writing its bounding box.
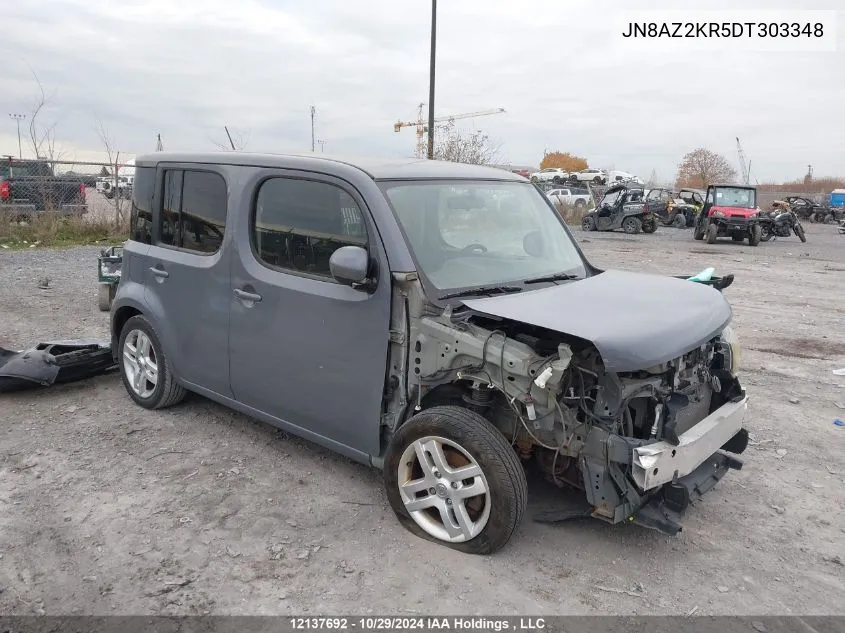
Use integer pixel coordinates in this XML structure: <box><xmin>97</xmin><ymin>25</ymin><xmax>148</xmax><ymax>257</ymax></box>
<box><xmin>134</xmin><ymin>151</ymin><xmax>525</xmax><ymax>181</ymax></box>
<box><xmin>709</xmin><ymin>183</ymin><xmax>755</xmax><ymax>189</ymax></box>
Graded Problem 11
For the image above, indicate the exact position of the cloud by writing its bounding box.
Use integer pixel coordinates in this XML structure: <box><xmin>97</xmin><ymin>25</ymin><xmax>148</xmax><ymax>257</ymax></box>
<box><xmin>0</xmin><ymin>0</ymin><xmax>842</xmax><ymax>182</ymax></box>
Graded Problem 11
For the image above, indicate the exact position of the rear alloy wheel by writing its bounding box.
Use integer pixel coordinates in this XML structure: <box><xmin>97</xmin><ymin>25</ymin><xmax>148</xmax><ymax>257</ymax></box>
<box><xmin>622</xmin><ymin>216</ymin><xmax>642</xmax><ymax>234</ymax></box>
<box><xmin>581</xmin><ymin>214</ymin><xmax>597</xmax><ymax>231</ymax></box>
<box><xmin>119</xmin><ymin>315</ymin><xmax>187</xmax><ymax>409</ymax></box>
<box><xmin>795</xmin><ymin>223</ymin><xmax>806</xmax><ymax>242</ymax></box>
<box><xmin>748</xmin><ymin>224</ymin><xmax>762</xmax><ymax>246</ymax></box>
<box><xmin>672</xmin><ymin>214</ymin><xmax>687</xmax><ymax>229</ymax></box>
<box><xmin>384</xmin><ymin>406</ymin><xmax>527</xmax><ymax>555</ymax></box>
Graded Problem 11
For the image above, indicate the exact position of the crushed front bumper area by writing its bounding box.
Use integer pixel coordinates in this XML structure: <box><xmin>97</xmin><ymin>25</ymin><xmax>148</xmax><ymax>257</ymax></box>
<box><xmin>562</xmin><ymin>395</ymin><xmax>750</xmax><ymax>537</ymax></box>
<box><xmin>632</xmin><ymin>447</ymin><xmax>744</xmax><ymax>535</ymax></box>
<box><xmin>632</xmin><ymin>396</ymin><xmax>748</xmax><ymax>490</ymax></box>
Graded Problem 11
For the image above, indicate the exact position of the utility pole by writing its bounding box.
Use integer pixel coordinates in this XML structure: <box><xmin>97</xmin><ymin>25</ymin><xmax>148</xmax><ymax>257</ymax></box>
<box><xmin>317</xmin><ymin>140</ymin><xmax>326</xmax><ymax>153</ymax></box>
<box><xmin>426</xmin><ymin>0</ymin><xmax>437</xmax><ymax>159</ymax></box>
<box><xmin>311</xmin><ymin>106</ymin><xmax>316</xmax><ymax>152</ymax></box>
<box><xmin>8</xmin><ymin>113</ymin><xmax>26</xmax><ymax>158</ymax></box>
<box><xmin>155</xmin><ymin>133</ymin><xmax>163</xmax><ymax>151</ymax></box>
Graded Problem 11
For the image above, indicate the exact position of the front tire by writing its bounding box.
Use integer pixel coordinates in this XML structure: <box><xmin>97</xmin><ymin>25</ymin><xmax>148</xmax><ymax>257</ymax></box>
<box><xmin>748</xmin><ymin>223</ymin><xmax>762</xmax><ymax>246</ymax></box>
<box><xmin>118</xmin><ymin>315</ymin><xmax>187</xmax><ymax>409</ymax></box>
<box><xmin>795</xmin><ymin>223</ymin><xmax>806</xmax><ymax>242</ymax></box>
<box><xmin>706</xmin><ymin>223</ymin><xmax>719</xmax><ymax>244</ymax></box>
<box><xmin>693</xmin><ymin>221</ymin><xmax>705</xmax><ymax>240</ymax></box>
<box><xmin>672</xmin><ymin>214</ymin><xmax>686</xmax><ymax>229</ymax></box>
<box><xmin>384</xmin><ymin>406</ymin><xmax>527</xmax><ymax>555</ymax></box>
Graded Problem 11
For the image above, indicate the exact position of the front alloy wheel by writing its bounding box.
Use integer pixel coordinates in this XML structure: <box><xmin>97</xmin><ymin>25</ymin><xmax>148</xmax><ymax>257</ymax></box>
<box><xmin>118</xmin><ymin>315</ymin><xmax>187</xmax><ymax>409</ymax></box>
<box><xmin>384</xmin><ymin>405</ymin><xmax>527</xmax><ymax>554</ymax></box>
<box><xmin>397</xmin><ymin>436</ymin><xmax>491</xmax><ymax>543</ymax></box>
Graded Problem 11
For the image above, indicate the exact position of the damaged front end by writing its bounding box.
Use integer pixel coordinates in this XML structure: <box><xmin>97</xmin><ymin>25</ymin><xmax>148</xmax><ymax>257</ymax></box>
<box><xmin>0</xmin><ymin>340</ymin><xmax>116</xmax><ymax>393</ymax></box>
<box><xmin>390</xmin><ymin>271</ymin><xmax>749</xmax><ymax>537</ymax></box>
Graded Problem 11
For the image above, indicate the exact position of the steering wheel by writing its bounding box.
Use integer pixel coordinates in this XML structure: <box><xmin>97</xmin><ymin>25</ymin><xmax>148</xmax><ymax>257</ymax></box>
<box><xmin>459</xmin><ymin>242</ymin><xmax>488</xmax><ymax>255</ymax></box>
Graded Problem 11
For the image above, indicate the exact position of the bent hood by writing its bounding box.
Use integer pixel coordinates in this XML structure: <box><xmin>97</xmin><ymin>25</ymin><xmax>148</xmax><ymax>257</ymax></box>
<box><xmin>462</xmin><ymin>269</ymin><xmax>732</xmax><ymax>372</ymax></box>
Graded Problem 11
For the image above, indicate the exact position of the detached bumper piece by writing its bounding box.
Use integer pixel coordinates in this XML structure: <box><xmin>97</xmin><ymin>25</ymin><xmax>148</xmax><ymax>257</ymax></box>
<box><xmin>633</xmin><ymin>449</ymin><xmax>743</xmax><ymax>536</ymax></box>
<box><xmin>0</xmin><ymin>339</ymin><xmax>116</xmax><ymax>393</ymax></box>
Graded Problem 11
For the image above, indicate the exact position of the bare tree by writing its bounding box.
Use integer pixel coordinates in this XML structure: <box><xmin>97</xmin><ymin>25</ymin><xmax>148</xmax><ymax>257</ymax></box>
<box><xmin>675</xmin><ymin>148</ymin><xmax>737</xmax><ymax>188</ymax></box>
<box><xmin>96</xmin><ymin>118</ymin><xmax>128</xmax><ymax>226</ymax></box>
<box><xmin>428</xmin><ymin>121</ymin><xmax>501</xmax><ymax>165</ymax></box>
<box><xmin>211</xmin><ymin>126</ymin><xmax>249</xmax><ymax>151</ymax></box>
<box><xmin>26</xmin><ymin>70</ymin><xmax>65</xmax><ymax>167</ymax></box>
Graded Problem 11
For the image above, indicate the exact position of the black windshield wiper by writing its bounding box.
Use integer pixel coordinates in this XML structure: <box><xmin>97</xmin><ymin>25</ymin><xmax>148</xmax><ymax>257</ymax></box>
<box><xmin>522</xmin><ymin>273</ymin><xmax>580</xmax><ymax>285</ymax></box>
<box><xmin>438</xmin><ymin>285</ymin><xmax>523</xmax><ymax>301</ymax></box>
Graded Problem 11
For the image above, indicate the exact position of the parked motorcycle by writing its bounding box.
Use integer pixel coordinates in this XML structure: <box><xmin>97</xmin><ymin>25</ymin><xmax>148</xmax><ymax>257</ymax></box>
<box><xmin>760</xmin><ymin>207</ymin><xmax>806</xmax><ymax>243</ymax></box>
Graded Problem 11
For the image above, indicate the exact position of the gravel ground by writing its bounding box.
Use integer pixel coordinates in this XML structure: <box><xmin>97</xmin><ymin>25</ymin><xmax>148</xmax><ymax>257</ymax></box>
<box><xmin>1</xmin><ymin>223</ymin><xmax>844</xmax><ymax>616</ymax></box>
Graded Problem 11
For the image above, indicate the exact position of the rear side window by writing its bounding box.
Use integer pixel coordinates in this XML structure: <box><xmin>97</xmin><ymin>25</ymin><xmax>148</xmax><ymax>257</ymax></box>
<box><xmin>252</xmin><ymin>178</ymin><xmax>367</xmax><ymax>279</ymax></box>
<box><xmin>156</xmin><ymin>169</ymin><xmax>227</xmax><ymax>254</ymax></box>
<box><xmin>130</xmin><ymin>166</ymin><xmax>155</xmax><ymax>244</ymax></box>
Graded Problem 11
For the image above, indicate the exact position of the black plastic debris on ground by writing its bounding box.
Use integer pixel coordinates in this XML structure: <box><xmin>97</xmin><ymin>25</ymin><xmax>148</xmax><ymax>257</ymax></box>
<box><xmin>0</xmin><ymin>339</ymin><xmax>117</xmax><ymax>393</ymax></box>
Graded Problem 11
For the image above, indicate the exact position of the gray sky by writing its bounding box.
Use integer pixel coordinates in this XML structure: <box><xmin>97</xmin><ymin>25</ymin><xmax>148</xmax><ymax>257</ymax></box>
<box><xmin>1</xmin><ymin>0</ymin><xmax>842</xmax><ymax>183</ymax></box>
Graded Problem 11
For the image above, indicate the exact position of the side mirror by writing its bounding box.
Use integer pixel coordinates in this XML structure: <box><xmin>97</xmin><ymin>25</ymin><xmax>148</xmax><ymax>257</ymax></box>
<box><xmin>329</xmin><ymin>245</ymin><xmax>371</xmax><ymax>289</ymax></box>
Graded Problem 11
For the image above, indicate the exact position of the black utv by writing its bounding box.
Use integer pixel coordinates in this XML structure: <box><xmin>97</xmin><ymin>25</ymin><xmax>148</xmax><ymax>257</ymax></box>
<box><xmin>580</xmin><ymin>183</ymin><xmax>657</xmax><ymax>234</ymax></box>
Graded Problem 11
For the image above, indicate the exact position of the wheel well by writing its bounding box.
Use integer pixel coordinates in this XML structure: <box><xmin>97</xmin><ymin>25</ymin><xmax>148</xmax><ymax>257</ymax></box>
<box><xmin>112</xmin><ymin>306</ymin><xmax>142</xmax><ymax>343</ymax></box>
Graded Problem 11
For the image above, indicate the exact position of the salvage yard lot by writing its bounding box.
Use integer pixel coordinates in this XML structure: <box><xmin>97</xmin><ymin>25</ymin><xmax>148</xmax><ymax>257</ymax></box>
<box><xmin>1</xmin><ymin>224</ymin><xmax>844</xmax><ymax>616</ymax></box>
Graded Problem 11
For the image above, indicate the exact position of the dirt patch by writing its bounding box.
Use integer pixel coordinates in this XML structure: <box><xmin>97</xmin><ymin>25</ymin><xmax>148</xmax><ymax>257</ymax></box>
<box><xmin>748</xmin><ymin>337</ymin><xmax>845</xmax><ymax>361</ymax></box>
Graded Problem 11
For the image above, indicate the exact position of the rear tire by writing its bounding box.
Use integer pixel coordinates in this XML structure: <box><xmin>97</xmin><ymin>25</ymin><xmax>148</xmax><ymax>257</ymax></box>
<box><xmin>642</xmin><ymin>219</ymin><xmax>657</xmax><ymax>234</ymax></box>
<box><xmin>383</xmin><ymin>406</ymin><xmax>527</xmax><ymax>555</ymax></box>
<box><xmin>706</xmin><ymin>223</ymin><xmax>718</xmax><ymax>244</ymax></box>
<box><xmin>622</xmin><ymin>216</ymin><xmax>642</xmax><ymax>234</ymax></box>
<box><xmin>118</xmin><ymin>315</ymin><xmax>187</xmax><ymax>410</ymax></box>
<box><xmin>672</xmin><ymin>214</ymin><xmax>686</xmax><ymax>229</ymax></box>
<box><xmin>552</xmin><ymin>176</ymin><xmax>561</xmax><ymax>184</ymax></box>
<box><xmin>795</xmin><ymin>223</ymin><xmax>806</xmax><ymax>243</ymax></box>
<box><xmin>693</xmin><ymin>221</ymin><xmax>705</xmax><ymax>240</ymax></box>
<box><xmin>748</xmin><ymin>224</ymin><xmax>762</xmax><ymax>246</ymax></box>
<box><xmin>97</xmin><ymin>283</ymin><xmax>114</xmax><ymax>311</ymax></box>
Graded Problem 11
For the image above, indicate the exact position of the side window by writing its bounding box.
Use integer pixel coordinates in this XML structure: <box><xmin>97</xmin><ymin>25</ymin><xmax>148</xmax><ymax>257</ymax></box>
<box><xmin>157</xmin><ymin>169</ymin><xmax>227</xmax><ymax>254</ymax></box>
<box><xmin>160</xmin><ymin>170</ymin><xmax>182</xmax><ymax>247</ymax></box>
<box><xmin>180</xmin><ymin>171</ymin><xmax>228</xmax><ymax>254</ymax></box>
<box><xmin>130</xmin><ymin>166</ymin><xmax>155</xmax><ymax>244</ymax></box>
<box><xmin>252</xmin><ymin>177</ymin><xmax>368</xmax><ymax>279</ymax></box>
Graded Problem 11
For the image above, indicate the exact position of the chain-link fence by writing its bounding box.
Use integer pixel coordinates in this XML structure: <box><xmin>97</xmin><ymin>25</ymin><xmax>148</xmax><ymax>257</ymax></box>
<box><xmin>1</xmin><ymin>157</ymin><xmax>134</xmax><ymax>225</ymax></box>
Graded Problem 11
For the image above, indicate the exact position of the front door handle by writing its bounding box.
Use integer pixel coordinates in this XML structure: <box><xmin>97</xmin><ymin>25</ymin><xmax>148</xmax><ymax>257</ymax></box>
<box><xmin>150</xmin><ymin>267</ymin><xmax>169</xmax><ymax>279</ymax></box>
<box><xmin>234</xmin><ymin>288</ymin><xmax>262</xmax><ymax>303</ymax></box>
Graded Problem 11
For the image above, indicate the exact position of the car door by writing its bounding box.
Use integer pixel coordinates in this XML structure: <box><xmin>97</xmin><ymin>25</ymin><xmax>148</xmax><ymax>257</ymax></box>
<box><xmin>228</xmin><ymin>170</ymin><xmax>391</xmax><ymax>458</ymax></box>
<box><xmin>144</xmin><ymin>165</ymin><xmax>232</xmax><ymax>397</ymax></box>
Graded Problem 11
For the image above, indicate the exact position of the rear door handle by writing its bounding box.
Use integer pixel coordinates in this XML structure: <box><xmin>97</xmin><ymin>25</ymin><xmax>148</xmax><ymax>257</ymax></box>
<box><xmin>234</xmin><ymin>288</ymin><xmax>262</xmax><ymax>303</ymax></box>
<box><xmin>150</xmin><ymin>267</ymin><xmax>169</xmax><ymax>278</ymax></box>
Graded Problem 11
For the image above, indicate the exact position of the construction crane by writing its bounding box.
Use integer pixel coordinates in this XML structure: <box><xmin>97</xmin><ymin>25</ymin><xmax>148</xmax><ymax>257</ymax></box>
<box><xmin>394</xmin><ymin>103</ymin><xmax>505</xmax><ymax>157</ymax></box>
<box><xmin>736</xmin><ymin>137</ymin><xmax>751</xmax><ymax>185</ymax></box>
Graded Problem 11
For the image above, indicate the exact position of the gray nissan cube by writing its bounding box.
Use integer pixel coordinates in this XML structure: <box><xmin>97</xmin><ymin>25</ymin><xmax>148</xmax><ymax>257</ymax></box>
<box><xmin>111</xmin><ymin>151</ymin><xmax>749</xmax><ymax>554</ymax></box>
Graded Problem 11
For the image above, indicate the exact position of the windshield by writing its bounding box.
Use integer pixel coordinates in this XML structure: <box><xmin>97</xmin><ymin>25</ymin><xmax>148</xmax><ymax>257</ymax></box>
<box><xmin>713</xmin><ymin>187</ymin><xmax>756</xmax><ymax>208</ymax></box>
<box><xmin>380</xmin><ymin>180</ymin><xmax>587</xmax><ymax>294</ymax></box>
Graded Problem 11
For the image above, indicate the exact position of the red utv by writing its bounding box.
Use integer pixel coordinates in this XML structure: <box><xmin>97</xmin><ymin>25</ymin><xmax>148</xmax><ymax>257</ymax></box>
<box><xmin>693</xmin><ymin>184</ymin><xmax>762</xmax><ymax>246</ymax></box>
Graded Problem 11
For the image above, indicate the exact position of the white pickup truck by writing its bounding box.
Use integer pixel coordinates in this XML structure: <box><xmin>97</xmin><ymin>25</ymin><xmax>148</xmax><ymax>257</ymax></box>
<box><xmin>546</xmin><ymin>187</ymin><xmax>592</xmax><ymax>209</ymax></box>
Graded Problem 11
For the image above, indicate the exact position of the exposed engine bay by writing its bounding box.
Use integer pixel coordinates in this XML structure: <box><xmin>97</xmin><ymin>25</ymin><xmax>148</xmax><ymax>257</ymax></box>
<box><xmin>384</xmin><ymin>274</ymin><xmax>749</xmax><ymax>536</ymax></box>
